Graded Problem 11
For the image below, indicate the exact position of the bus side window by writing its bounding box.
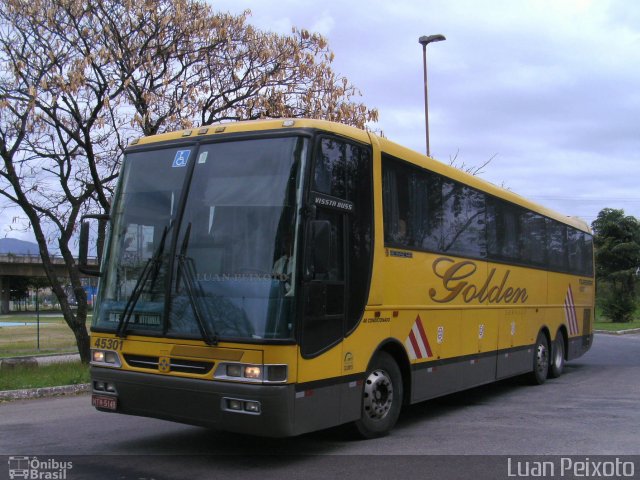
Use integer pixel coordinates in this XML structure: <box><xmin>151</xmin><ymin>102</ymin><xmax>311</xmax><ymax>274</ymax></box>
<box><xmin>382</xmin><ymin>158</ymin><xmax>414</xmax><ymax>247</ymax></box>
<box><xmin>313</xmin><ymin>138</ymin><xmax>347</xmax><ymax>199</ymax></box>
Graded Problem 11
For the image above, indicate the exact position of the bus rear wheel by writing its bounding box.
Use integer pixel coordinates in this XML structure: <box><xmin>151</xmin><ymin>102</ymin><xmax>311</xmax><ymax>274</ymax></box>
<box><xmin>354</xmin><ymin>352</ymin><xmax>403</xmax><ymax>439</ymax></box>
<box><xmin>529</xmin><ymin>331</ymin><xmax>549</xmax><ymax>385</ymax></box>
<box><xmin>549</xmin><ymin>330</ymin><xmax>565</xmax><ymax>378</ymax></box>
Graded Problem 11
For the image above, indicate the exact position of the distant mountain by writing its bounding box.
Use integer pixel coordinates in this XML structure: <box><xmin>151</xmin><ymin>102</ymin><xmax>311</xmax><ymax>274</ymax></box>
<box><xmin>0</xmin><ymin>238</ymin><xmax>40</xmax><ymax>255</ymax></box>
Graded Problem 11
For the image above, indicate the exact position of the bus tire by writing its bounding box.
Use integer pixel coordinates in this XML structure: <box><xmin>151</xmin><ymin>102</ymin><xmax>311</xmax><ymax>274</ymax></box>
<box><xmin>354</xmin><ymin>352</ymin><xmax>403</xmax><ymax>439</ymax></box>
<box><xmin>549</xmin><ymin>330</ymin><xmax>565</xmax><ymax>378</ymax></box>
<box><xmin>529</xmin><ymin>331</ymin><xmax>550</xmax><ymax>385</ymax></box>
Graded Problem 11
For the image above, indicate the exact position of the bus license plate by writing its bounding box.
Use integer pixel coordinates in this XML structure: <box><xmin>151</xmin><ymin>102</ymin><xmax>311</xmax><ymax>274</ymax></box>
<box><xmin>92</xmin><ymin>395</ymin><xmax>117</xmax><ymax>411</ymax></box>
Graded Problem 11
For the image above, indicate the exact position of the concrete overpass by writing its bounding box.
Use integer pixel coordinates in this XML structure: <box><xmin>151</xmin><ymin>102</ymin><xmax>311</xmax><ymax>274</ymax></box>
<box><xmin>0</xmin><ymin>253</ymin><xmax>98</xmax><ymax>314</ymax></box>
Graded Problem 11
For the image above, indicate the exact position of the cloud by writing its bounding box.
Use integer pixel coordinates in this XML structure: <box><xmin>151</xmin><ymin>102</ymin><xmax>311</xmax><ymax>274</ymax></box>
<box><xmin>309</xmin><ymin>11</ymin><xmax>335</xmax><ymax>36</ymax></box>
<box><xmin>210</xmin><ymin>0</ymin><xmax>640</xmax><ymax>222</ymax></box>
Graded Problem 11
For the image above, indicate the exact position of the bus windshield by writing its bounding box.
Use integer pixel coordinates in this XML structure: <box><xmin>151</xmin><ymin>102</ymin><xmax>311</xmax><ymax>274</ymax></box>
<box><xmin>93</xmin><ymin>136</ymin><xmax>308</xmax><ymax>341</ymax></box>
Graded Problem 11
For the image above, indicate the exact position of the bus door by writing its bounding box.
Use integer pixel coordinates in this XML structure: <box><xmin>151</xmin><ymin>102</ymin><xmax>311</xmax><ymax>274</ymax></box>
<box><xmin>295</xmin><ymin>136</ymin><xmax>373</xmax><ymax>431</ymax></box>
<box><xmin>300</xmin><ymin>205</ymin><xmax>346</xmax><ymax>361</ymax></box>
<box><xmin>295</xmin><ymin>195</ymin><xmax>348</xmax><ymax>431</ymax></box>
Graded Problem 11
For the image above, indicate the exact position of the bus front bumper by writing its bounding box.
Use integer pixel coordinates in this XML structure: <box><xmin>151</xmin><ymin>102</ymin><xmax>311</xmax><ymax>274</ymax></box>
<box><xmin>90</xmin><ymin>366</ymin><xmax>296</xmax><ymax>437</ymax></box>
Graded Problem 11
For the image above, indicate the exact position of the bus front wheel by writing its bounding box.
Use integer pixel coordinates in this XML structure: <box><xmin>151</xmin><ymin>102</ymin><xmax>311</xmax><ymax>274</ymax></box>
<box><xmin>354</xmin><ymin>352</ymin><xmax>403</xmax><ymax>439</ymax></box>
<box><xmin>529</xmin><ymin>331</ymin><xmax>550</xmax><ymax>385</ymax></box>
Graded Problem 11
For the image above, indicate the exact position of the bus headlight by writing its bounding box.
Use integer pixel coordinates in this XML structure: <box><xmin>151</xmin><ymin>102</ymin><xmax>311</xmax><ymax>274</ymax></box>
<box><xmin>215</xmin><ymin>363</ymin><xmax>287</xmax><ymax>383</ymax></box>
<box><xmin>91</xmin><ymin>349</ymin><xmax>122</xmax><ymax>368</ymax></box>
<box><xmin>243</xmin><ymin>366</ymin><xmax>262</xmax><ymax>379</ymax></box>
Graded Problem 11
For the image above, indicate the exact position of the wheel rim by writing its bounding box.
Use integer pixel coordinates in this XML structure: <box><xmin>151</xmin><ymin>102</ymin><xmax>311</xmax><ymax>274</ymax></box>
<box><xmin>363</xmin><ymin>369</ymin><xmax>394</xmax><ymax>421</ymax></box>
<box><xmin>535</xmin><ymin>341</ymin><xmax>549</xmax><ymax>376</ymax></box>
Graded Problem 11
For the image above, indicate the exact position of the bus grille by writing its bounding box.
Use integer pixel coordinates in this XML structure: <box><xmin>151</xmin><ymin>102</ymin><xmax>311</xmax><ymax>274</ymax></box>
<box><xmin>123</xmin><ymin>354</ymin><xmax>214</xmax><ymax>374</ymax></box>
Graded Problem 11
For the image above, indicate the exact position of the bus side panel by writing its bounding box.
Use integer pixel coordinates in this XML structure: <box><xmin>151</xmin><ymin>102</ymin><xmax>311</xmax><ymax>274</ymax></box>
<box><xmin>407</xmin><ymin>310</ymin><xmax>462</xmax><ymax>402</ymax></box>
<box><xmin>494</xmin><ymin>264</ymin><xmax>546</xmax><ymax>378</ymax></box>
<box><xmin>547</xmin><ymin>272</ymin><xmax>595</xmax><ymax>360</ymax></box>
<box><xmin>460</xmin><ymin>304</ymin><xmax>497</xmax><ymax>389</ymax></box>
<box><xmin>291</xmin><ymin>382</ymin><xmax>345</xmax><ymax>435</ymax></box>
<box><xmin>411</xmin><ymin>361</ymin><xmax>464</xmax><ymax>403</ymax></box>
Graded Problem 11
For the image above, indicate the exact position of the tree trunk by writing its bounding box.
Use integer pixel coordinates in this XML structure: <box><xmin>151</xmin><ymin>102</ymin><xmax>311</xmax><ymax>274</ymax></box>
<box><xmin>71</xmin><ymin>319</ymin><xmax>92</xmax><ymax>363</ymax></box>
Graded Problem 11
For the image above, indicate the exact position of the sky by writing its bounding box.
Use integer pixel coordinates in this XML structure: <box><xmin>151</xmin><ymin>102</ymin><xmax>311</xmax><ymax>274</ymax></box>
<box><xmin>2</xmin><ymin>0</ymin><xmax>639</xmax><ymax>242</ymax></box>
<box><xmin>209</xmin><ymin>0</ymin><xmax>640</xmax><ymax>225</ymax></box>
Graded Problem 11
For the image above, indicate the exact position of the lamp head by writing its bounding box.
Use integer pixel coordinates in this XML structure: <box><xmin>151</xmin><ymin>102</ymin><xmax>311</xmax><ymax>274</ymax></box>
<box><xmin>419</xmin><ymin>34</ymin><xmax>446</xmax><ymax>46</ymax></box>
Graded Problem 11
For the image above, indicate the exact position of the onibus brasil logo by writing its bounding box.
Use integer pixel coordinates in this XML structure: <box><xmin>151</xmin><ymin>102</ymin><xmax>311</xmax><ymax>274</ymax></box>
<box><xmin>8</xmin><ymin>456</ymin><xmax>73</xmax><ymax>479</ymax></box>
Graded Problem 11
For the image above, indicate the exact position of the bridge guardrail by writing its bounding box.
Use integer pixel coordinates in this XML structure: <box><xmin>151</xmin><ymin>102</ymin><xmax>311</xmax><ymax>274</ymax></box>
<box><xmin>0</xmin><ymin>253</ymin><xmax>98</xmax><ymax>265</ymax></box>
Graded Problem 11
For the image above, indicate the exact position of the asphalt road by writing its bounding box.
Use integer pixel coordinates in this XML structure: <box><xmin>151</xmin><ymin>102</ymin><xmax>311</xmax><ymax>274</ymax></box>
<box><xmin>1</xmin><ymin>333</ymin><xmax>639</xmax><ymax>480</ymax></box>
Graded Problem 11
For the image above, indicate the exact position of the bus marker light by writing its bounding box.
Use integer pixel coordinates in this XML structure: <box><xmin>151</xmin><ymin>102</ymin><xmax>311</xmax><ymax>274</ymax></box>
<box><xmin>295</xmin><ymin>390</ymin><xmax>314</xmax><ymax>399</ymax></box>
<box><xmin>282</xmin><ymin>120</ymin><xmax>295</xmax><ymax>127</ymax></box>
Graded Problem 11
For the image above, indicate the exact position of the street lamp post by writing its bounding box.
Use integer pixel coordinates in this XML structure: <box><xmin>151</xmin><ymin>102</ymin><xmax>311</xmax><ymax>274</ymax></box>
<box><xmin>419</xmin><ymin>34</ymin><xmax>446</xmax><ymax>157</ymax></box>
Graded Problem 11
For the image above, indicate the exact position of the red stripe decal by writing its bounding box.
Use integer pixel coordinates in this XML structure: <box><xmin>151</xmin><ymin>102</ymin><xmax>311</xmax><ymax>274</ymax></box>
<box><xmin>408</xmin><ymin>330</ymin><xmax>422</xmax><ymax>359</ymax></box>
<box><xmin>415</xmin><ymin>315</ymin><xmax>432</xmax><ymax>357</ymax></box>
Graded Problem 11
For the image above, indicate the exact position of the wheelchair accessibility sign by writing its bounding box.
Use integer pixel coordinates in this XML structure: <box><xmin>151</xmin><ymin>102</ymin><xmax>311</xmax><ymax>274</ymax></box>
<box><xmin>172</xmin><ymin>150</ymin><xmax>191</xmax><ymax>168</ymax></box>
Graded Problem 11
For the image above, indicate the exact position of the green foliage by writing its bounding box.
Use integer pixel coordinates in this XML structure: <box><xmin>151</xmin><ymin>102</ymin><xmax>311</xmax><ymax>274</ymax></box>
<box><xmin>592</xmin><ymin>208</ymin><xmax>640</xmax><ymax>322</ymax></box>
<box><xmin>599</xmin><ymin>287</ymin><xmax>636</xmax><ymax>323</ymax></box>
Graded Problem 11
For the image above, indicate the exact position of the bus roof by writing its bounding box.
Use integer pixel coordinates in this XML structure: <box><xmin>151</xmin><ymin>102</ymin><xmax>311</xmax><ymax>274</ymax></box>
<box><xmin>130</xmin><ymin>118</ymin><xmax>591</xmax><ymax>234</ymax></box>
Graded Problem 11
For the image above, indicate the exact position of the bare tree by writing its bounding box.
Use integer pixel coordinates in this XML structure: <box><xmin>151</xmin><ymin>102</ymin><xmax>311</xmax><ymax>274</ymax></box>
<box><xmin>0</xmin><ymin>0</ymin><xmax>378</xmax><ymax>362</ymax></box>
<box><xmin>448</xmin><ymin>149</ymin><xmax>497</xmax><ymax>177</ymax></box>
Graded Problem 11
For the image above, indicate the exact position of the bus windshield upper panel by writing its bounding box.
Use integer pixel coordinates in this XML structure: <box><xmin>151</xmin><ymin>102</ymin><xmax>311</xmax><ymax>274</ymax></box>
<box><xmin>93</xmin><ymin>136</ymin><xmax>307</xmax><ymax>342</ymax></box>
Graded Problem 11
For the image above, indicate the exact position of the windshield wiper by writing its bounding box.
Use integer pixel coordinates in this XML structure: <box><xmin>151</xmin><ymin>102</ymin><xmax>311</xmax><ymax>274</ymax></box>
<box><xmin>175</xmin><ymin>223</ymin><xmax>218</xmax><ymax>345</ymax></box>
<box><xmin>116</xmin><ymin>225</ymin><xmax>169</xmax><ymax>338</ymax></box>
<box><xmin>176</xmin><ymin>255</ymin><xmax>218</xmax><ymax>345</ymax></box>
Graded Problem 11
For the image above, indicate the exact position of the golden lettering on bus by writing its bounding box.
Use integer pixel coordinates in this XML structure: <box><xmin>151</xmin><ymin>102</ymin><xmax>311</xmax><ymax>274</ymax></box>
<box><xmin>428</xmin><ymin>257</ymin><xmax>528</xmax><ymax>304</ymax></box>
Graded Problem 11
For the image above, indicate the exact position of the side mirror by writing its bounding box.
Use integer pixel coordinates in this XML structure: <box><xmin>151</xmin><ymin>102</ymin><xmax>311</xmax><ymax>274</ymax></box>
<box><xmin>307</xmin><ymin>220</ymin><xmax>331</xmax><ymax>279</ymax></box>
<box><xmin>79</xmin><ymin>214</ymin><xmax>110</xmax><ymax>276</ymax></box>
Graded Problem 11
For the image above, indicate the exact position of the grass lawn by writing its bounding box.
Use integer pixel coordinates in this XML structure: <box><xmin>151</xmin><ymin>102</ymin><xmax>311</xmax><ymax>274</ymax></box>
<box><xmin>0</xmin><ymin>314</ymin><xmax>91</xmax><ymax>358</ymax></box>
<box><xmin>0</xmin><ymin>361</ymin><xmax>90</xmax><ymax>391</ymax></box>
<box><xmin>593</xmin><ymin>318</ymin><xmax>640</xmax><ymax>331</ymax></box>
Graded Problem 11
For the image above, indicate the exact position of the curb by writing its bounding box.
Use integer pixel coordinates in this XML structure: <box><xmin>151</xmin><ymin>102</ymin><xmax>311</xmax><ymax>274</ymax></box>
<box><xmin>594</xmin><ymin>328</ymin><xmax>640</xmax><ymax>335</ymax></box>
<box><xmin>0</xmin><ymin>383</ymin><xmax>90</xmax><ymax>402</ymax></box>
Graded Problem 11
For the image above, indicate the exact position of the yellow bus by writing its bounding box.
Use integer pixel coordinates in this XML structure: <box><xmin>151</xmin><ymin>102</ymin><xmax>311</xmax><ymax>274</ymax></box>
<box><xmin>86</xmin><ymin>118</ymin><xmax>594</xmax><ymax>438</ymax></box>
